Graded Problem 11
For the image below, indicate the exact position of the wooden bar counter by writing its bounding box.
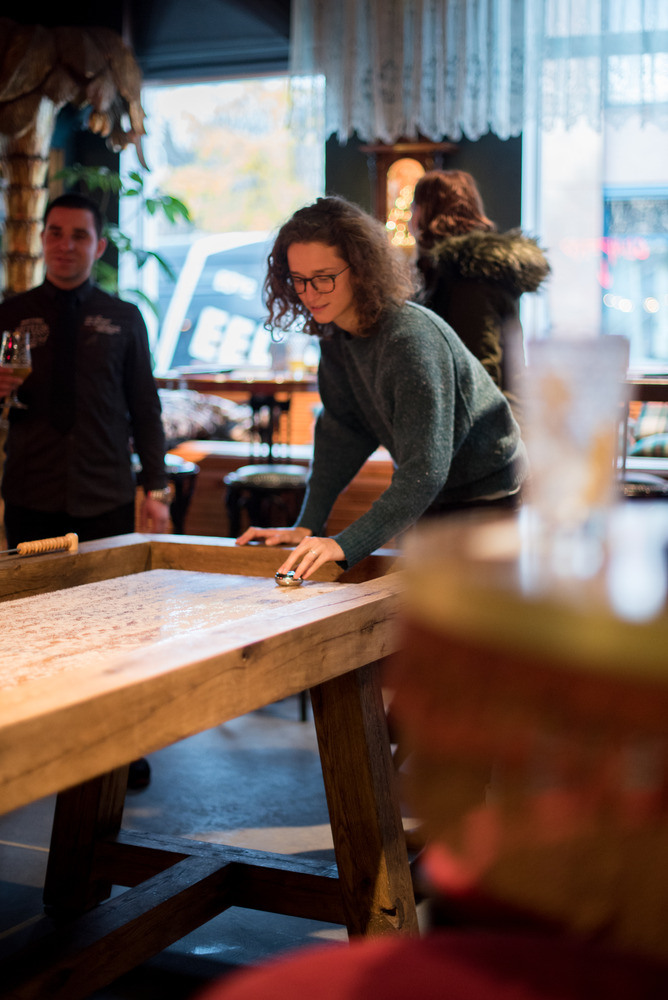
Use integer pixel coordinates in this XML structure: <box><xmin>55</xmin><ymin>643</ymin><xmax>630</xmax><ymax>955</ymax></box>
<box><xmin>0</xmin><ymin>534</ymin><xmax>417</xmax><ymax>998</ymax></box>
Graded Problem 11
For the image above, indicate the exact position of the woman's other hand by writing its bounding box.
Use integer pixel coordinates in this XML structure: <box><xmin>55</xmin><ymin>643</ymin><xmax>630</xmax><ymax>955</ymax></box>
<box><xmin>235</xmin><ymin>525</ymin><xmax>313</xmax><ymax>548</ymax></box>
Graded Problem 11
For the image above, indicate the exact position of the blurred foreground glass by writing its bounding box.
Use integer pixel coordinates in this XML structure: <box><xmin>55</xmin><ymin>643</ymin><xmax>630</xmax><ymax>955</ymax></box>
<box><xmin>521</xmin><ymin>335</ymin><xmax>630</xmax><ymax>578</ymax></box>
<box><xmin>391</xmin><ymin>511</ymin><xmax>668</xmax><ymax>962</ymax></box>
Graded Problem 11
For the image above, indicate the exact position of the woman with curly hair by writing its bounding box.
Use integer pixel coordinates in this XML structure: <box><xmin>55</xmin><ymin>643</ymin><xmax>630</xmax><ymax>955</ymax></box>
<box><xmin>236</xmin><ymin>196</ymin><xmax>528</xmax><ymax>576</ymax></box>
<box><xmin>411</xmin><ymin>170</ymin><xmax>551</xmax><ymax>418</ymax></box>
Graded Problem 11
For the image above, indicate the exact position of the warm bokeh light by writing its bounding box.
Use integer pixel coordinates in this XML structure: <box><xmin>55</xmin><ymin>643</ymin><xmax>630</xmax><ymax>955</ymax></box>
<box><xmin>385</xmin><ymin>158</ymin><xmax>424</xmax><ymax>248</ymax></box>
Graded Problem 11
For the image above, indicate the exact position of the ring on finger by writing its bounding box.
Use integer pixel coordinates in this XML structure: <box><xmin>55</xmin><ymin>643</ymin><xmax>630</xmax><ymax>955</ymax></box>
<box><xmin>310</xmin><ymin>548</ymin><xmax>317</xmax><ymax>556</ymax></box>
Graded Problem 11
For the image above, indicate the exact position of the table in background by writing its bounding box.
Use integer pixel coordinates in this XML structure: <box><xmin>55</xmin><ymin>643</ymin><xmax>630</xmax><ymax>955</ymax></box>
<box><xmin>156</xmin><ymin>369</ymin><xmax>319</xmax><ymax>458</ymax></box>
<box><xmin>0</xmin><ymin>535</ymin><xmax>415</xmax><ymax>999</ymax></box>
<box><xmin>622</xmin><ymin>373</ymin><xmax>668</xmax><ymax>491</ymax></box>
<box><xmin>626</xmin><ymin>373</ymin><xmax>668</xmax><ymax>403</ymax></box>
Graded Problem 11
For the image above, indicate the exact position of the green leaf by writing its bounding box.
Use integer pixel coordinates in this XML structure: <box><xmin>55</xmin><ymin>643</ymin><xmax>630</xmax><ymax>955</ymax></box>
<box><xmin>51</xmin><ymin>161</ymin><xmax>192</xmax><ymax>314</ymax></box>
<box><xmin>93</xmin><ymin>259</ymin><xmax>119</xmax><ymax>294</ymax></box>
<box><xmin>139</xmin><ymin>250</ymin><xmax>177</xmax><ymax>280</ymax></box>
<box><xmin>123</xmin><ymin>288</ymin><xmax>161</xmax><ymax>317</ymax></box>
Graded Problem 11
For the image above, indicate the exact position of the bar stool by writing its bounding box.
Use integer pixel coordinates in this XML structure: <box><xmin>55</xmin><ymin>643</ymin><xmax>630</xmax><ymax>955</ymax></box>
<box><xmin>165</xmin><ymin>453</ymin><xmax>201</xmax><ymax>533</ymax></box>
<box><xmin>223</xmin><ymin>463</ymin><xmax>309</xmax><ymax>538</ymax></box>
<box><xmin>248</xmin><ymin>393</ymin><xmax>292</xmax><ymax>461</ymax></box>
<box><xmin>133</xmin><ymin>453</ymin><xmax>201</xmax><ymax>534</ymax></box>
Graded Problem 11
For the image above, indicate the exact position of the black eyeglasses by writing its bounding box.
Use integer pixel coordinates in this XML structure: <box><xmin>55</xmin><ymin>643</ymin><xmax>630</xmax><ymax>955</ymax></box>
<box><xmin>288</xmin><ymin>265</ymin><xmax>350</xmax><ymax>295</ymax></box>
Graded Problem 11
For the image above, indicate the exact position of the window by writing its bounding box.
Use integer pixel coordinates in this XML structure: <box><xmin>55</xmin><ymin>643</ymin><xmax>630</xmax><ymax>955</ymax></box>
<box><xmin>522</xmin><ymin>18</ymin><xmax>668</xmax><ymax>372</ymax></box>
<box><xmin>602</xmin><ymin>188</ymin><xmax>668</xmax><ymax>365</ymax></box>
<box><xmin>120</xmin><ymin>75</ymin><xmax>325</xmax><ymax>373</ymax></box>
<box><xmin>527</xmin><ymin>117</ymin><xmax>668</xmax><ymax>371</ymax></box>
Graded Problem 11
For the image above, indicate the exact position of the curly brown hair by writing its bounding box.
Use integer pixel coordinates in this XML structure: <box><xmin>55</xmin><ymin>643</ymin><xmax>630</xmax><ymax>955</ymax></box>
<box><xmin>264</xmin><ymin>196</ymin><xmax>416</xmax><ymax>337</ymax></box>
<box><xmin>412</xmin><ymin>170</ymin><xmax>495</xmax><ymax>252</ymax></box>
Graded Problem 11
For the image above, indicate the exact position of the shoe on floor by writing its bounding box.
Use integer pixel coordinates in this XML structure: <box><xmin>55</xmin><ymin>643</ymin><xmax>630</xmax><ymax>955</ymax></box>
<box><xmin>128</xmin><ymin>757</ymin><xmax>151</xmax><ymax>790</ymax></box>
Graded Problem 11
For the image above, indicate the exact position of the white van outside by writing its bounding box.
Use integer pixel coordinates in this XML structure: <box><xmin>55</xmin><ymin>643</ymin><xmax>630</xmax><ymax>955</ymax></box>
<box><xmin>152</xmin><ymin>231</ymin><xmax>273</xmax><ymax>374</ymax></box>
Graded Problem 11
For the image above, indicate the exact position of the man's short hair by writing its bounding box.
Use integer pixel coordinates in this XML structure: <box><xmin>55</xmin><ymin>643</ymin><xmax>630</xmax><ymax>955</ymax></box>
<box><xmin>44</xmin><ymin>193</ymin><xmax>105</xmax><ymax>240</ymax></box>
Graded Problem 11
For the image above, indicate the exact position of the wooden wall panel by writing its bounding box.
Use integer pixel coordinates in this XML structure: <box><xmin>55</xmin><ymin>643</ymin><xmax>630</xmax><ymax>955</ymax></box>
<box><xmin>137</xmin><ymin>440</ymin><xmax>394</xmax><ymax>542</ymax></box>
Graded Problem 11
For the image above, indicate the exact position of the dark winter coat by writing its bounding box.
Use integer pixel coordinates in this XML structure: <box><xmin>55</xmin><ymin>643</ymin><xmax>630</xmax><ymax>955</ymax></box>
<box><xmin>417</xmin><ymin>229</ymin><xmax>551</xmax><ymax>417</ymax></box>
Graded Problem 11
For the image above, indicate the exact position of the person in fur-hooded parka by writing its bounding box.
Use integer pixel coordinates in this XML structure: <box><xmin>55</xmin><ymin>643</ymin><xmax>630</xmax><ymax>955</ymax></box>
<box><xmin>411</xmin><ymin>170</ymin><xmax>551</xmax><ymax>419</ymax></box>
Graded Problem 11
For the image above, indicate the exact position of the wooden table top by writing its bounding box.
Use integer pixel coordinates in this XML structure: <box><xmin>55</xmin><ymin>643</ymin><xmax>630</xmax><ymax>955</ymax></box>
<box><xmin>155</xmin><ymin>369</ymin><xmax>318</xmax><ymax>396</ymax></box>
<box><xmin>0</xmin><ymin>534</ymin><xmax>401</xmax><ymax>815</ymax></box>
<box><xmin>2</xmin><ymin>568</ymin><xmax>349</xmax><ymax>689</ymax></box>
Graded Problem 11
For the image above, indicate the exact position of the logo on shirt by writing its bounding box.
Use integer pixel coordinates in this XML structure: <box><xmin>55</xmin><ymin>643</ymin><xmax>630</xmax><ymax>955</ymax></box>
<box><xmin>84</xmin><ymin>315</ymin><xmax>121</xmax><ymax>335</ymax></box>
<box><xmin>13</xmin><ymin>317</ymin><xmax>49</xmax><ymax>347</ymax></box>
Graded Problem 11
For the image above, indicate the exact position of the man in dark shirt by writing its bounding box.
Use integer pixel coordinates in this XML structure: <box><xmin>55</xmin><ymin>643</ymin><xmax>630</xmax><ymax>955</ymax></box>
<box><xmin>0</xmin><ymin>192</ymin><xmax>169</xmax><ymax>789</ymax></box>
<box><xmin>0</xmin><ymin>192</ymin><xmax>170</xmax><ymax>547</ymax></box>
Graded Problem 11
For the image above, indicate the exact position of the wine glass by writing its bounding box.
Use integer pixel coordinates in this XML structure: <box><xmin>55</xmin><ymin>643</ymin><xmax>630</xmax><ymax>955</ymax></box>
<box><xmin>0</xmin><ymin>329</ymin><xmax>32</xmax><ymax>427</ymax></box>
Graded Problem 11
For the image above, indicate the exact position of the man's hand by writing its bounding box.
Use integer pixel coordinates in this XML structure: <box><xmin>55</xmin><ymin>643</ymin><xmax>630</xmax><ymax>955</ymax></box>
<box><xmin>139</xmin><ymin>496</ymin><xmax>171</xmax><ymax>533</ymax></box>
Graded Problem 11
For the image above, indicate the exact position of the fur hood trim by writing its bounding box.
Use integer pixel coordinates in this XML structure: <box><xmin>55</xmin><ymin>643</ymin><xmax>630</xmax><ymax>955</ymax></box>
<box><xmin>428</xmin><ymin>229</ymin><xmax>551</xmax><ymax>295</ymax></box>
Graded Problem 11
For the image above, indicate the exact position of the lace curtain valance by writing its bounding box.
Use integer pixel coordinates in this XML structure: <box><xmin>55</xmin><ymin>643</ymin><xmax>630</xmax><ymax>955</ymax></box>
<box><xmin>289</xmin><ymin>0</ymin><xmax>668</xmax><ymax>143</ymax></box>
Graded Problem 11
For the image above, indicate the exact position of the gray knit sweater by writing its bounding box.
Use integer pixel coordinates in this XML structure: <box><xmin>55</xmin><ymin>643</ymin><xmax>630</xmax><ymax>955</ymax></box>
<box><xmin>294</xmin><ymin>302</ymin><xmax>528</xmax><ymax>567</ymax></box>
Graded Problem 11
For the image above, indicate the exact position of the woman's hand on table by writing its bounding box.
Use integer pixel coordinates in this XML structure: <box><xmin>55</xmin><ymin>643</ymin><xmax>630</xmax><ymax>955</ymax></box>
<box><xmin>235</xmin><ymin>526</ymin><xmax>345</xmax><ymax>579</ymax></box>
<box><xmin>236</xmin><ymin>525</ymin><xmax>313</xmax><ymax>549</ymax></box>
<box><xmin>278</xmin><ymin>535</ymin><xmax>345</xmax><ymax>579</ymax></box>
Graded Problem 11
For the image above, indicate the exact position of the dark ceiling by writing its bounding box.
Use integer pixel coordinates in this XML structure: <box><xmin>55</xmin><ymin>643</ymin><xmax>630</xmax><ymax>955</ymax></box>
<box><xmin>2</xmin><ymin>1</ymin><xmax>292</xmax><ymax>80</ymax></box>
<box><xmin>127</xmin><ymin>0</ymin><xmax>291</xmax><ymax>80</ymax></box>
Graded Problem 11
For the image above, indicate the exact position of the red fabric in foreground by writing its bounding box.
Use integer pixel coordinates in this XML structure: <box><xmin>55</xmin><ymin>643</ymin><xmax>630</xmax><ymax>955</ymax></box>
<box><xmin>196</xmin><ymin>929</ymin><xmax>668</xmax><ymax>1000</ymax></box>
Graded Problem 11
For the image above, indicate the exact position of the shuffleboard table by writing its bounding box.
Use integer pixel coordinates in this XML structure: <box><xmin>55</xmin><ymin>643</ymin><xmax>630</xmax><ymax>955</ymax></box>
<box><xmin>0</xmin><ymin>533</ymin><xmax>417</xmax><ymax>999</ymax></box>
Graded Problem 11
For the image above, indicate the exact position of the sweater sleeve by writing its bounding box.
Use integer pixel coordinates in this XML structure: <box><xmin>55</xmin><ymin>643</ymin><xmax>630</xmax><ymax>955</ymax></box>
<box><xmin>294</xmin><ymin>405</ymin><xmax>378</xmax><ymax>536</ymax></box>
<box><xmin>295</xmin><ymin>308</ymin><xmax>521</xmax><ymax>569</ymax></box>
<box><xmin>336</xmin><ymin>377</ymin><xmax>461</xmax><ymax>564</ymax></box>
<box><xmin>320</xmin><ymin>315</ymin><xmax>470</xmax><ymax>567</ymax></box>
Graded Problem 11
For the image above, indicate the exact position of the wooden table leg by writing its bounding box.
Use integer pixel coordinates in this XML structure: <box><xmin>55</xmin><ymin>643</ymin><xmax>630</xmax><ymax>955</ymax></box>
<box><xmin>43</xmin><ymin>766</ymin><xmax>129</xmax><ymax>916</ymax></box>
<box><xmin>310</xmin><ymin>661</ymin><xmax>419</xmax><ymax>937</ymax></box>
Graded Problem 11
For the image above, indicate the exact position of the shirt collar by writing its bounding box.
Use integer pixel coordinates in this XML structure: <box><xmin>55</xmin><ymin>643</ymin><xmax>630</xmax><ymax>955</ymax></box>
<box><xmin>43</xmin><ymin>278</ymin><xmax>94</xmax><ymax>305</ymax></box>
